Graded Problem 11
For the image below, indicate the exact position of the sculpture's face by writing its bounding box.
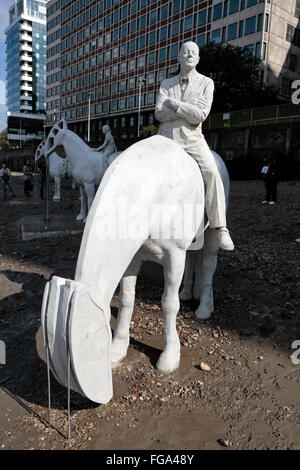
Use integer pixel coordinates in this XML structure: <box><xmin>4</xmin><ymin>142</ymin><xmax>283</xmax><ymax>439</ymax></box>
<box><xmin>179</xmin><ymin>42</ymin><xmax>200</xmax><ymax>70</ymax></box>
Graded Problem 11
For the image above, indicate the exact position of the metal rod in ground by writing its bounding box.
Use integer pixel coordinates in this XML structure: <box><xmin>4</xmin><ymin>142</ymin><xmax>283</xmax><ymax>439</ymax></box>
<box><xmin>67</xmin><ymin>351</ymin><xmax>71</xmax><ymax>440</ymax></box>
<box><xmin>46</xmin><ymin>348</ymin><xmax>51</xmax><ymax>427</ymax></box>
<box><xmin>45</xmin><ymin>157</ymin><xmax>51</xmax><ymax>225</ymax></box>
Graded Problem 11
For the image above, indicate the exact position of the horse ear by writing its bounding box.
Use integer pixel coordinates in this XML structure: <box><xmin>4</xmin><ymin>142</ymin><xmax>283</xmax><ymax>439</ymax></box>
<box><xmin>57</xmin><ymin>119</ymin><xmax>67</xmax><ymax>131</ymax></box>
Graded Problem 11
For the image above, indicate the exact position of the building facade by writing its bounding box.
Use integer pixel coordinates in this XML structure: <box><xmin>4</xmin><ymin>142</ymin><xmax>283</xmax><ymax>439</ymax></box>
<box><xmin>45</xmin><ymin>0</ymin><xmax>300</xmax><ymax>140</ymax></box>
<box><xmin>5</xmin><ymin>0</ymin><xmax>48</xmax><ymax>145</ymax></box>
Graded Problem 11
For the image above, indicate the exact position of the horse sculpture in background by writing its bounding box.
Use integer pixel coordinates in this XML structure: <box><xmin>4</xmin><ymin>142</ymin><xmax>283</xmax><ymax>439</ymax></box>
<box><xmin>35</xmin><ymin>140</ymin><xmax>70</xmax><ymax>201</ymax></box>
<box><xmin>45</xmin><ymin>119</ymin><xmax>120</xmax><ymax>220</ymax></box>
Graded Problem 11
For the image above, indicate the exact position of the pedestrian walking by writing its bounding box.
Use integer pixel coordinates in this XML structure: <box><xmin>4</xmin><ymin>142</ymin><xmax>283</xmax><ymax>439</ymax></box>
<box><xmin>0</xmin><ymin>162</ymin><xmax>16</xmax><ymax>198</ymax></box>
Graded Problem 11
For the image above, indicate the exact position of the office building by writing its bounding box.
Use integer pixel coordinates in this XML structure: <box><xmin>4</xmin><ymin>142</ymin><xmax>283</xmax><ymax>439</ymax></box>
<box><xmin>46</xmin><ymin>0</ymin><xmax>300</xmax><ymax>139</ymax></box>
<box><xmin>5</xmin><ymin>0</ymin><xmax>48</xmax><ymax>145</ymax></box>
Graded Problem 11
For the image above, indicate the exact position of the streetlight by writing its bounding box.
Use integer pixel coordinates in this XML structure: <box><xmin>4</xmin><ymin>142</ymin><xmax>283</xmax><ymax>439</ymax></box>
<box><xmin>86</xmin><ymin>90</ymin><xmax>94</xmax><ymax>142</ymax></box>
<box><xmin>137</xmin><ymin>76</ymin><xmax>146</xmax><ymax>138</ymax></box>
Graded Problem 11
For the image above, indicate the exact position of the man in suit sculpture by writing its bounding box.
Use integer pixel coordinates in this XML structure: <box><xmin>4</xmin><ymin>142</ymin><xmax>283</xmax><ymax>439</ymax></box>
<box><xmin>155</xmin><ymin>41</ymin><xmax>234</xmax><ymax>251</ymax></box>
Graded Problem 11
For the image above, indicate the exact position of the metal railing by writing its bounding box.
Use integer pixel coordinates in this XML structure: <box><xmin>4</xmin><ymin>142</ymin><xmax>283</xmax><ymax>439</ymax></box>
<box><xmin>203</xmin><ymin>103</ymin><xmax>300</xmax><ymax>130</ymax></box>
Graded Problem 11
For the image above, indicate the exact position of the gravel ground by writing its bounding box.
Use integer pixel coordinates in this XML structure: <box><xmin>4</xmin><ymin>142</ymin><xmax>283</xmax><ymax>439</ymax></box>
<box><xmin>0</xmin><ymin>173</ymin><xmax>299</xmax><ymax>450</ymax></box>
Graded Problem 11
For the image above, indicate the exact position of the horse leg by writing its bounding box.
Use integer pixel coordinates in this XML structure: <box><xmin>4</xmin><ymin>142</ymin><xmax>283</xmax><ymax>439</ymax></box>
<box><xmin>179</xmin><ymin>251</ymin><xmax>196</xmax><ymax>301</ymax></box>
<box><xmin>53</xmin><ymin>176</ymin><xmax>61</xmax><ymax>200</ymax></box>
<box><xmin>157</xmin><ymin>249</ymin><xmax>186</xmax><ymax>373</ymax></box>
<box><xmin>83</xmin><ymin>182</ymin><xmax>95</xmax><ymax>222</ymax></box>
<box><xmin>76</xmin><ymin>185</ymin><xmax>87</xmax><ymax>220</ymax></box>
<box><xmin>111</xmin><ymin>256</ymin><xmax>142</xmax><ymax>363</ymax></box>
<box><xmin>195</xmin><ymin>228</ymin><xmax>219</xmax><ymax>320</ymax></box>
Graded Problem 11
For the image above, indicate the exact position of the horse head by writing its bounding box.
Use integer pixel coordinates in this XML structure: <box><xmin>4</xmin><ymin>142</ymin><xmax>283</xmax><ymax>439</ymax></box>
<box><xmin>46</xmin><ymin>119</ymin><xmax>68</xmax><ymax>157</ymax></box>
<box><xmin>35</xmin><ymin>139</ymin><xmax>46</xmax><ymax>162</ymax></box>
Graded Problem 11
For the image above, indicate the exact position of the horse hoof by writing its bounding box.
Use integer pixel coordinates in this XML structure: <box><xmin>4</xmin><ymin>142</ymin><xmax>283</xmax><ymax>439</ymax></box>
<box><xmin>179</xmin><ymin>288</ymin><xmax>192</xmax><ymax>302</ymax></box>
<box><xmin>76</xmin><ymin>214</ymin><xmax>86</xmax><ymax>221</ymax></box>
<box><xmin>156</xmin><ymin>352</ymin><xmax>180</xmax><ymax>374</ymax></box>
<box><xmin>195</xmin><ymin>306</ymin><xmax>213</xmax><ymax>320</ymax></box>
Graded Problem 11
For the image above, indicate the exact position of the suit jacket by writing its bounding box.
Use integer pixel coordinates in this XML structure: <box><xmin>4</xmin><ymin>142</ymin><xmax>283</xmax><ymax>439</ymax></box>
<box><xmin>155</xmin><ymin>70</ymin><xmax>214</xmax><ymax>147</ymax></box>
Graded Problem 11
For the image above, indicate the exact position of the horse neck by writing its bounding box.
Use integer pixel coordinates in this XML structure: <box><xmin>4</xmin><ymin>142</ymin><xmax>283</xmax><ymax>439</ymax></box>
<box><xmin>74</xmin><ymin>176</ymin><xmax>144</xmax><ymax>307</ymax></box>
<box><xmin>62</xmin><ymin>131</ymin><xmax>91</xmax><ymax>165</ymax></box>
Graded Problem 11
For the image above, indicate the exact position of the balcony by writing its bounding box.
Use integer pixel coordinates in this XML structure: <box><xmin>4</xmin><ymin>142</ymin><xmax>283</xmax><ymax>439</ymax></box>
<box><xmin>20</xmin><ymin>104</ymin><xmax>33</xmax><ymax>111</ymax></box>
<box><xmin>20</xmin><ymin>84</ymin><xmax>32</xmax><ymax>92</ymax></box>
<box><xmin>20</xmin><ymin>54</ymin><xmax>32</xmax><ymax>62</ymax></box>
<box><xmin>20</xmin><ymin>94</ymin><xmax>32</xmax><ymax>101</ymax></box>
<box><xmin>20</xmin><ymin>33</ymin><xmax>32</xmax><ymax>42</ymax></box>
<box><xmin>21</xmin><ymin>74</ymin><xmax>32</xmax><ymax>82</ymax></box>
<box><xmin>20</xmin><ymin>44</ymin><xmax>32</xmax><ymax>53</ymax></box>
<box><xmin>20</xmin><ymin>23</ymin><xmax>32</xmax><ymax>33</ymax></box>
<box><xmin>20</xmin><ymin>64</ymin><xmax>32</xmax><ymax>73</ymax></box>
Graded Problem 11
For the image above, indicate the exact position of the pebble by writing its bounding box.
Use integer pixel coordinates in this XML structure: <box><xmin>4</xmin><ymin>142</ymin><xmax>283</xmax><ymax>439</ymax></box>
<box><xmin>200</xmin><ymin>362</ymin><xmax>211</xmax><ymax>372</ymax></box>
<box><xmin>218</xmin><ymin>439</ymin><xmax>230</xmax><ymax>447</ymax></box>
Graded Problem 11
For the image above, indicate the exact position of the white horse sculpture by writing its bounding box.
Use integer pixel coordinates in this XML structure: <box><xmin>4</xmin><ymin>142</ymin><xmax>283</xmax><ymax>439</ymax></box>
<box><xmin>35</xmin><ymin>140</ymin><xmax>70</xmax><ymax>201</ymax></box>
<box><xmin>43</xmin><ymin>135</ymin><xmax>230</xmax><ymax>400</ymax></box>
<box><xmin>45</xmin><ymin>119</ymin><xmax>120</xmax><ymax>221</ymax></box>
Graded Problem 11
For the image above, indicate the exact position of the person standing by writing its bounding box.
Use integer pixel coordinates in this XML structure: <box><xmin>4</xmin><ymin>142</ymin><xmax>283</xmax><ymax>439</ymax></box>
<box><xmin>0</xmin><ymin>162</ymin><xmax>16</xmax><ymax>198</ymax></box>
<box><xmin>23</xmin><ymin>159</ymin><xmax>33</xmax><ymax>197</ymax></box>
<box><xmin>155</xmin><ymin>41</ymin><xmax>234</xmax><ymax>250</ymax></box>
<box><xmin>262</xmin><ymin>155</ymin><xmax>281</xmax><ymax>205</ymax></box>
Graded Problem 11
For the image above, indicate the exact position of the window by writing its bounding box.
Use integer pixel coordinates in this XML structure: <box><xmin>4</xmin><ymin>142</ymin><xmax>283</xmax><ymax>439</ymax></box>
<box><xmin>171</xmin><ymin>21</ymin><xmax>180</xmax><ymax>36</ymax></box>
<box><xmin>213</xmin><ymin>3</ymin><xmax>222</xmax><ymax>20</ymax></box>
<box><xmin>239</xmin><ymin>20</ymin><xmax>244</xmax><ymax>37</ymax></box>
<box><xmin>247</xmin><ymin>0</ymin><xmax>257</xmax><ymax>7</ymax></box>
<box><xmin>286</xmin><ymin>24</ymin><xmax>295</xmax><ymax>43</ymax></box>
<box><xmin>212</xmin><ymin>29</ymin><xmax>221</xmax><ymax>44</ymax></box>
<box><xmin>228</xmin><ymin>23</ymin><xmax>238</xmax><ymax>40</ymax></box>
<box><xmin>255</xmin><ymin>42</ymin><xmax>261</xmax><ymax>58</ymax></box>
<box><xmin>296</xmin><ymin>0</ymin><xmax>300</xmax><ymax>17</ymax></box>
<box><xmin>184</xmin><ymin>16</ymin><xmax>193</xmax><ymax>31</ymax></box>
<box><xmin>264</xmin><ymin>14</ymin><xmax>269</xmax><ymax>32</ymax></box>
<box><xmin>197</xmin><ymin>34</ymin><xmax>206</xmax><ymax>48</ymax></box>
<box><xmin>257</xmin><ymin>14</ymin><xmax>263</xmax><ymax>32</ymax></box>
<box><xmin>229</xmin><ymin>0</ymin><xmax>239</xmax><ymax>15</ymax></box>
<box><xmin>245</xmin><ymin>16</ymin><xmax>256</xmax><ymax>35</ymax></box>
<box><xmin>198</xmin><ymin>10</ymin><xmax>206</xmax><ymax>26</ymax></box>
<box><xmin>289</xmin><ymin>53</ymin><xmax>297</xmax><ymax>72</ymax></box>
<box><xmin>159</xmin><ymin>48</ymin><xmax>167</xmax><ymax>62</ymax></box>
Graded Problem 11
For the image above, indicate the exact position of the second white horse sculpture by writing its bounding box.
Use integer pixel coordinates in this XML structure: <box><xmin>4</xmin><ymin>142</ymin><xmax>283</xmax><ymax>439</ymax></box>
<box><xmin>45</xmin><ymin>119</ymin><xmax>120</xmax><ymax>221</ymax></box>
<box><xmin>35</xmin><ymin>140</ymin><xmax>69</xmax><ymax>201</ymax></box>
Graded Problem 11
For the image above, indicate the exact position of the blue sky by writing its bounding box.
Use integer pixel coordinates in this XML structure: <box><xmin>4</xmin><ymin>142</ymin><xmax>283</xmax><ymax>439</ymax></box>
<box><xmin>0</xmin><ymin>0</ymin><xmax>12</xmax><ymax>132</ymax></box>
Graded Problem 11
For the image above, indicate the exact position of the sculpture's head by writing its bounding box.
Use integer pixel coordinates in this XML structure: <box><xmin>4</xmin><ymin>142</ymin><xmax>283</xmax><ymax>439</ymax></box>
<box><xmin>102</xmin><ymin>124</ymin><xmax>110</xmax><ymax>135</ymax></box>
<box><xmin>35</xmin><ymin>139</ymin><xmax>46</xmax><ymax>161</ymax></box>
<box><xmin>179</xmin><ymin>41</ymin><xmax>200</xmax><ymax>73</ymax></box>
<box><xmin>46</xmin><ymin>119</ymin><xmax>68</xmax><ymax>157</ymax></box>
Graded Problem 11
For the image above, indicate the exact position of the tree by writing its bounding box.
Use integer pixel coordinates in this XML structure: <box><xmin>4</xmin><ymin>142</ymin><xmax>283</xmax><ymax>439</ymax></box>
<box><xmin>197</xmin><ymin>43</ymin><xmax>280</xmax><ymax>112</ymax></box>
<box><xmin>0</xmin><ymin>129</ymin><xmax>10</xmax><ymax>150</ymax></box>
<box><xmin>140</xmin><ymin>124</ymin><xmax>158</xmax><ymax>137</ymax></box>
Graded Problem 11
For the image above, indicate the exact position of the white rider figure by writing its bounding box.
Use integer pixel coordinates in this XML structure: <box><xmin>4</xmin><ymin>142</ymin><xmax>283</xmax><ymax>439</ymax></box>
<box><xmin>155</xmin><ymin>41</ymin><xmax>234</xmax><ymax>251</ymax></box>
<box><xmin>96</xmin><ymin>125</ymin><xmax>117</xmax><ymax>160</ymax></box>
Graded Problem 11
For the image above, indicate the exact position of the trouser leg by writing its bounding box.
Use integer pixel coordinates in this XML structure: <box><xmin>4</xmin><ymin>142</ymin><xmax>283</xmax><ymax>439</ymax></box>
<box><xmin>271</xmin><ymin>182</ymin><xmax>278</xmax><ymax>202</ymax></box>
<box><xmin>185</xmin><ymin>142</ymin><xmax>226</xmax><ymax>228</ymax></box>
<box><xmin>265</xmin><ymin>182</ymin><xmax>271</xmax><ymax>201</ymax></box>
